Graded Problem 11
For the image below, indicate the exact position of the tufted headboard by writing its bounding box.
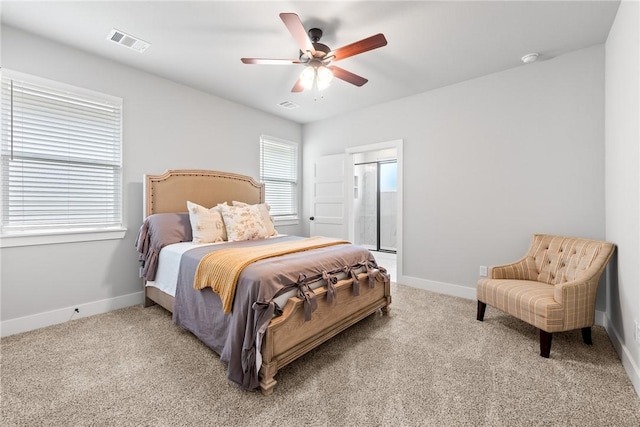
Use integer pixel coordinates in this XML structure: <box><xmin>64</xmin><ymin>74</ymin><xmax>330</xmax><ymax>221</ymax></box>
<box><xmin>143</xmin><ymin>169</ymin><xmax>264</xmax><ymax>218</ymax></box>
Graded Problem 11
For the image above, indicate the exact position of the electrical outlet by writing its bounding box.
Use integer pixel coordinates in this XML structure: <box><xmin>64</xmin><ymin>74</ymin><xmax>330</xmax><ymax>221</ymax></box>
<box><xmin>479</xmin><ymin>266</ymin><xmax>488</xmax><ymax>277</ymax></box>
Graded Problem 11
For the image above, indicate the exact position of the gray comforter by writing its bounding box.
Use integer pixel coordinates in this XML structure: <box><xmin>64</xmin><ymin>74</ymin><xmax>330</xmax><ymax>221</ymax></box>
<box><xmin>172</xmin><ymin>236</ymin><xmax>383</xmax><ymax>391</ymax></box>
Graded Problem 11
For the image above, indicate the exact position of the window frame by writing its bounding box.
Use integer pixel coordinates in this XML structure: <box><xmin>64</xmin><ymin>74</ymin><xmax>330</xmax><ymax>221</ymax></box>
<box><xmin>0</xmin><ymin>69</ymin><xmax>126</xmax><ymax>247</ymax></box>
<box><xmin>259</xmin><ymin>135</ymin><xmax>300</xmax><ymax>225</ymax></box>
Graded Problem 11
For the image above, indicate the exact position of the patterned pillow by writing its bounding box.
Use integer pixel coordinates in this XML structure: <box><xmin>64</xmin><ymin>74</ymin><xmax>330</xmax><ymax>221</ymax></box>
<box><xmin>219</xmin><ymin>203</ymin><xmax>269</xmax><ymax>241</ymax></box>
<box><xmin>232</xmin><ymin>201</ymin><xmax>277</xmax><ymax>237</ymax></box>
<box><xmin>186</xmin><ymin>201</ymin><xmax>227</xmax><ymax>244</ymax></box>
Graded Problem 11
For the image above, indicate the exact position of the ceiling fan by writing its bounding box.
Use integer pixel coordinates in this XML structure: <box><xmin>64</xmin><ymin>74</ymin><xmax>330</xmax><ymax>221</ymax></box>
<box><xmin>241</xmin><ymin>13</ymin><xmax>387</xmax><ymax>93</ymax></box>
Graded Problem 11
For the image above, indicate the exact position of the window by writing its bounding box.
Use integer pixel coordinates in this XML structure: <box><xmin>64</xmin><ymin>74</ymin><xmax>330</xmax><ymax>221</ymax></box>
<box><xmin>259</xmin><ymin>135</ymin><xmax>298</xmax><ymax>221</ymax></box>
<box><xmin>1</xmin><ymin>70</ymin><xmax>124</xmax><ymax>246</ymax></box>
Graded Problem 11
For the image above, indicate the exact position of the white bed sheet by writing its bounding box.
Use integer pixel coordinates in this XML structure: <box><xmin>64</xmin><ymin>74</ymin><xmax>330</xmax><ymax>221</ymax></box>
<box><xmin>145</xmin><ymin>241</ymin><xmax>220</xmax><ymax>296</ymax></box>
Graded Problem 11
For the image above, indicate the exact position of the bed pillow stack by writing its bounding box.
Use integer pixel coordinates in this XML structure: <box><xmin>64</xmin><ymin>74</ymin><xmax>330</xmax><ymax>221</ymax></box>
<box><xmin>186</xmin><ymin>200</ymin><xmax>278</xmax><ymax>243</ymax></box>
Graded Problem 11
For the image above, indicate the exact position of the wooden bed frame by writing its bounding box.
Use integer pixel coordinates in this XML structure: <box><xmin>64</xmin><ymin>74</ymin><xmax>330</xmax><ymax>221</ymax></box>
<box><xmin>142</xmin><ymin>169</ymin><xmax>392</xmax><ymax>395</ymax></box>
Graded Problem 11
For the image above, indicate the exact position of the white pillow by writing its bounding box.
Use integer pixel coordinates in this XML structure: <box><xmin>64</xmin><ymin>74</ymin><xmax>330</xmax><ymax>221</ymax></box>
<box><xmin>232</xmin><ymin>201</ymin><xmax>277</xmax><ymax>237</ymax></box>
<box><xmin>186</xmin><ymin>201</ymin><xmax>227</xmax><ymax>244</ymax></box>
<box><xmin>219</xmin><ymin>203</ymin><xmax>269</xmax><ymax>242</ymax></box>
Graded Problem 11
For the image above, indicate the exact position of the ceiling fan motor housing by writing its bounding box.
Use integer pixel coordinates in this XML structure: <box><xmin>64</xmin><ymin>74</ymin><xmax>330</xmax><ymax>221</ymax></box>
<box><xmin>310</xmin><ymin>28</ymin><xmax>330</xmax><ymax>56</ymax></box>
<box><xmin>298</xmin><ymin>28</ymin><xmax>331</xmax><ymax>61</ymax></box>
<box><xmin>308</xmin><ymin>28</ymin><xmax>323</xmax><ymax>42</ymax></box>
<box><xmin>299</xmin><ymin>43</ymin><xmax>331</xmax><ymax>61</ymax></box>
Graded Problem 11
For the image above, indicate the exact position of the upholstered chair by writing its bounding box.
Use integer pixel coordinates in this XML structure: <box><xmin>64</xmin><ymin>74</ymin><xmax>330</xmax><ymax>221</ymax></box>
<box><xmin>476</xmin><ymin>234</ymin><xmax>615</xmax><ymax>358</ymax></box>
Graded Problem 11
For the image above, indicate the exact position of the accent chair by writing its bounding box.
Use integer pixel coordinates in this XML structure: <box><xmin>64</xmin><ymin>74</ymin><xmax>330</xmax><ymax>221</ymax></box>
<box><xmin>476</xmin><ymin>234</ymin><xmax>615</xmax><ymax>358</ymax></box>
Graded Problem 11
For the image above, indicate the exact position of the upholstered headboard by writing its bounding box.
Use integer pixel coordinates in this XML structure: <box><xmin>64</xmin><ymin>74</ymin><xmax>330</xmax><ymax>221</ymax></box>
<box><xmin>143</xmin><ymin>169</ymin><xmax>265</xmax><ymax>218</ymax></box>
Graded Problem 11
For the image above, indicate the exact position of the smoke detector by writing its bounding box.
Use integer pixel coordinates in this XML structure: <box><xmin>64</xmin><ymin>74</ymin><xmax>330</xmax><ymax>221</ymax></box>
<box><xmin>107</xmin><ymin>28</ymin><xmax>150</xmax><ymax>53</ymax></box>
<box><xmin>521</xmin><ymin>53</ymin><xmax>539</xmax><ymax>64</ymax></box>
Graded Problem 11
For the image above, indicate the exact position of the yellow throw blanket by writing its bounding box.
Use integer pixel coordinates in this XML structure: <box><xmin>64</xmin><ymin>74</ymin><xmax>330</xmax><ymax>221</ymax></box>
<box><xmin>193</xmin><ymin>236</ymin><xmax>350</xmax><ymax>313</ymax></box>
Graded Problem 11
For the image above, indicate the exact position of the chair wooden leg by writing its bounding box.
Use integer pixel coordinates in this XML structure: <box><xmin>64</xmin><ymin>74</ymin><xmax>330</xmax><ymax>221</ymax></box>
<box><xmin>581</xmin><ymin>327</ymin><xmax>593</xmax><ymax>345</ymax></box>
<box><xmin>477</xmin><ymin>301</ymin><xmax>486</xmax><ymax>321</ymax></box>
<box><xmin>540</xmin><ymin>330</ymin><xmax>552</xmax><ymax>358</ymax></box>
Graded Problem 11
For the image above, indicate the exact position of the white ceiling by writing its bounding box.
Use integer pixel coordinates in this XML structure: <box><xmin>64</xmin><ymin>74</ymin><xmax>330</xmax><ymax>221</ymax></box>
<box><xmin>1</xmin><ymin>1</ymin><xmax>620</xmax><ymax>124</ymax></box>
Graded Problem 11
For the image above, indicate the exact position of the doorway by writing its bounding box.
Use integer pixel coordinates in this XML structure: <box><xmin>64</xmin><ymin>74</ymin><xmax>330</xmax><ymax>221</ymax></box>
<box><xmin>346</xmin><ymin>140</ymin><xmax>403</xmax><ymax>282</ymax></box>
<box><xmin>353</xmin><ymin>160</ymin><xmax>397</xmax><ymax>253</ymax></box>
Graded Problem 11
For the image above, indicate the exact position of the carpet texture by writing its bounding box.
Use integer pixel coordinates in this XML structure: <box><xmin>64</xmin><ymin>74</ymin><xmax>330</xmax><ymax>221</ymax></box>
<box><xmin>2</xmin><ymin>283</ymin><xmax>639</xmax><ymax>426</ymax></box>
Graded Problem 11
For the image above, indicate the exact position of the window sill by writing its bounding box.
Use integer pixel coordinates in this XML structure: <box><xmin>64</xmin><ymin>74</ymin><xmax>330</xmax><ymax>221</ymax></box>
<box><xmin>0</xmin><ymin>227</ymin><xmax>127</xmax><ymax>248</ymax></box>
<box><xmin>274</xmin><ymin>217</ymin><xmax>299</xmax><ymax>227</ymax></box>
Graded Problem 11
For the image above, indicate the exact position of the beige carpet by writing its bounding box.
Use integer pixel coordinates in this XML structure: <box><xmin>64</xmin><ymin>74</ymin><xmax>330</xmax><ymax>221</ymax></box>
<box><xmin>2</xmin><ymin>283</ymin><xmax>639</xmax><ymax>426</ymax></box>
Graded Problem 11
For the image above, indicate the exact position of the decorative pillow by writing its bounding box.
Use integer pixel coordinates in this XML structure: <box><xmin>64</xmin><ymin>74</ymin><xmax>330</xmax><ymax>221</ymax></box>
<box><xmin>136</xmin><ymin>213</ymin><xmax>193</xmax><ymax>281</ymax></box>
<box><xmin>144</xmin><ymin>212</ymin><xmax>192</xmax><ymax>247</ymax></box>
<box><xmin>186</xmin><ymin>201</ymin><xmax>227</xmax><ymax>244</ymax></box>
<box><xmin>219</xmin><ymin>203</ymin><xmax>269</xmax><ymax>241</ymax></box>
<box><xmin>232</xmin><ymin>201</ymin><xmax>278</xmax><ymax>237</ymax></box>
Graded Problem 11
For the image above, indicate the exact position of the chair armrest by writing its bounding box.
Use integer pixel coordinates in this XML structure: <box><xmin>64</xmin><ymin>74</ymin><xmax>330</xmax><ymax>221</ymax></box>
<box><xmin>490</xmin><ymin>256</ymin><xmax>536</xmax><ymax>280</ymax></box>
<box><xmin>553</xmin><ymin>256</ymin><xmax>611</xmax><ymax>305</ymax></box>
<box><xmin>553</xmin><ymin>277</ymin><xmax>601</xmax><ymax>330</ymax></box>
<box><xmin>551</xmin><ymin>250</ymin><xmax>613</xmax><ymax>330</ymax></box>
<box><xmin>553</xmin><ymin>278</ymin><xmax>596</xmax><ymax>305</ymax></box>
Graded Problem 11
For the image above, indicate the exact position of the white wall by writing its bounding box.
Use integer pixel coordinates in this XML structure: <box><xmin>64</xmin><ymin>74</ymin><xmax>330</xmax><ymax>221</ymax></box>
<box><xmin>604</xmin><ymin>0</ymin><xmax>640</xmax><ymax>395</ymax></box>
<box><xmin>0</xmin><ymin>26</ymin><xmax>302</xmax><ymax>332</ymax></box>
<box><xmin>303</xmin><ymin>45</ymin><xmax>606</xmax><ymax>301</ymax></box>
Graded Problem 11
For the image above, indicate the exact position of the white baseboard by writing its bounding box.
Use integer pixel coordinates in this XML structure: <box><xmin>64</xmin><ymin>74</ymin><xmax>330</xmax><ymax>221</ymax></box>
<box><xmin>603</xmin><ymin>315</ymin><xmax>640</xmax><ymax>396</ymax></box>
<box><xmin>0</xmin><ymin>291</ymin><xmax>144</xmax><ymax>337</ymax></box>
<box><xmin>594</xmin><ymin>310</ymin><xmax>606</xmax><ymax>327</ymax></box>
<box><xmin>398</xmin><ymin>274</ymin><xmax>477</xmax><ymax>300</ymax></box>
<box><xmin>5</xmin><ymin>279</ymin><xmax>637</xmax><ymax>397</ymax></box>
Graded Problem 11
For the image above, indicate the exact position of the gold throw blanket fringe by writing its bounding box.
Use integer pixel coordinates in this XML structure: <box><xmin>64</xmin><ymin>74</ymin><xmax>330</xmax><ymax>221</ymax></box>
<box><xmin>194</xmin><ymin>236</ymin><xmax>350</xmax><ymax>313</ymax></box>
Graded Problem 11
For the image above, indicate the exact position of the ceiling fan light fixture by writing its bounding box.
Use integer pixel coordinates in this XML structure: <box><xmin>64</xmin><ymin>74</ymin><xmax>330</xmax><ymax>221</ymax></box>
<box><xmin>316</xmin><ymin>66</ymin><xmax>334</xmax><ymax>91</ymax></box>
<box><xmin>299</xmin><ymin>66</ymin><xmax>316</xmax><ymax>90</ymax></box>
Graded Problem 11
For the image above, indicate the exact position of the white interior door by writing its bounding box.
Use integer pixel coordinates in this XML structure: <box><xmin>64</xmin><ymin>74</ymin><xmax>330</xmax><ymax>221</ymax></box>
<box><xmin>310</xmin><ymin>153</ymin><xmax>347</xmax><ymax>239</ymax></box>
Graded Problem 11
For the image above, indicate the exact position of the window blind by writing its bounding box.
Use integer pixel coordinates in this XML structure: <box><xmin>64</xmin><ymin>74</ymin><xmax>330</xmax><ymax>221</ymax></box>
<box><xmin>1</xmin><ymin>73</ymin><xmax>123</xmax><ymax>234</ymax></box>
<box><xmin>260</xmin><ymin>136</ymin><xmax>298</xmax><ymax>218</ymax></box>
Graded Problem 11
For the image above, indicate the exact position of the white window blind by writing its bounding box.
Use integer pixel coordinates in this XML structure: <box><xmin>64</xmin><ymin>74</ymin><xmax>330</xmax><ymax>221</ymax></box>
<box><xmin>260</xmin><ymin>135</ymin><xmax>298</xmax><ymax>218</ymax></box>
<box><xmin>1</xmin><ymin>72</ymin><xmax>123</xmax><ymax>235</ymax></box>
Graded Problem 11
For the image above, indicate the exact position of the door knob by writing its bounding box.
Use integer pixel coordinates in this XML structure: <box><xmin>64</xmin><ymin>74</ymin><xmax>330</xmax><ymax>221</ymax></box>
<box><xmin>309</xmin><ymin>216</ymin><xmax>315</xmax><ymax>221</ymax></box>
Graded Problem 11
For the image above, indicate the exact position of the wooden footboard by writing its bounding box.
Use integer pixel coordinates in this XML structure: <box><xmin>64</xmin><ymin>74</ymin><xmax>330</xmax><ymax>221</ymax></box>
<box><xmin>259</xmin><ymin>272</ymin><xmax>391</xmax><ymax>395</ymax></box>
<box><xmin>145</xmin><ymin>271</ymin><xmax>391</xmax><ymax>396</ymax></box>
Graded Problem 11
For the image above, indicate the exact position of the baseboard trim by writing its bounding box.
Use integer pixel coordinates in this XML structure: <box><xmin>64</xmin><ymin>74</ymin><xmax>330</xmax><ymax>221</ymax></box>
<box><xmin>0</xmin><ymin>291</ymin><xmax>144</xmax><ymax>337</ymax></box>
<box><xmin>4</xmin><ymin>280</ymin><xmax>635</xmax><ymax>397</ymax></box>
<box><xmin>398</xmin><ymin>274</ymin><xmax>477</xmax><ymax>300</ymax></box>
<box><xmin>603</xmin><ymin>315</ymin><xmax>640</xmax><ymax>397</ymax></box>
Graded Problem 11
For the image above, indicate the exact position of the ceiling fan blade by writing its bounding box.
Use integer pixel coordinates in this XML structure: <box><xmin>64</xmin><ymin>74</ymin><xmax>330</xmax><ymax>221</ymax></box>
<box><xmin>291</xmin><ymin>79</ymin><xmax>305</xmax><ymax>92</ymax></box>
<box><xmin>241</xmin><ymin>58</ymin><xmax>301</xmax><ymax>65</ymax></box>
<box><xmin>328</xmin><ymin>33</ymin><xmax>387</xmax><ymax>62</ymax></box>
<box><xmin>280</xmin><ymin>13</ymin><xmax>316</xmax><ymax>56</ymax></box>
<box><xmin>329</xmin><ymin>66</ymin><xmax>368</xmax><ymax>87</ymax></box>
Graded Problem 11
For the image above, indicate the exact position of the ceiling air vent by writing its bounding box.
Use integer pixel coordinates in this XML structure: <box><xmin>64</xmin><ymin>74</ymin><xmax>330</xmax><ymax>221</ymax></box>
<box><xmin>278</xmin><ymin>100</ymin><xmax>299</xmax><ymax>110</ymax></box>
<box><xmin>107</xmin><ymin>28</ymin><xmax>150</xmax><ymax>53</ymax></box>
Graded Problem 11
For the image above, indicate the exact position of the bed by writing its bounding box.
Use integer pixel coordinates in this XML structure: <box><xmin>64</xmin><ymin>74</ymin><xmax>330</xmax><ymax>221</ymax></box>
<box><xmin>136</xmin><ymin>169</ymin><xmax>391</xmax><ymax>395</ymax></box>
